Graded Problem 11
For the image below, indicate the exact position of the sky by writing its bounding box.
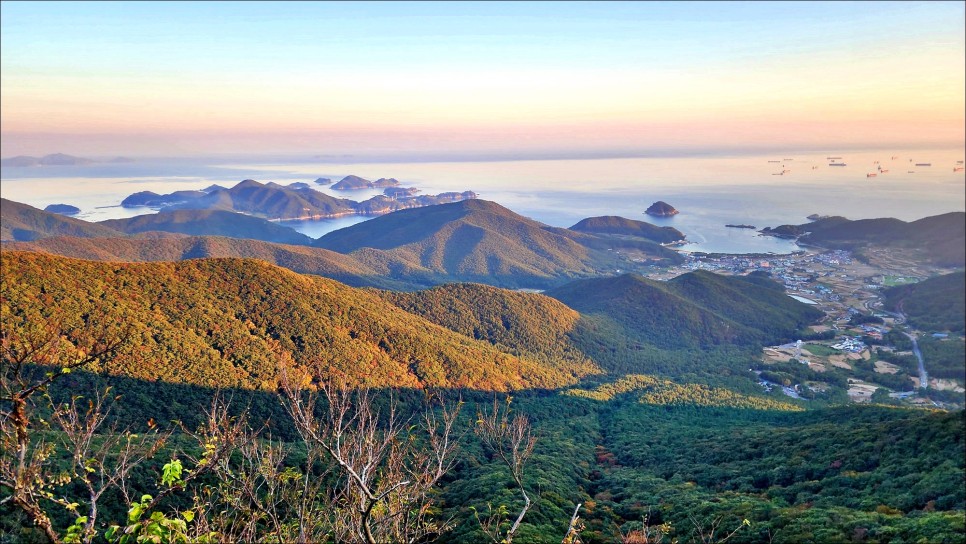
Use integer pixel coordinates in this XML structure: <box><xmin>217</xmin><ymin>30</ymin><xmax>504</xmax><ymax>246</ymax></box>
<box><xmin>1</xmin><ymin>1</ymin><xmax>964</xmax><ymax>158</ymax></box>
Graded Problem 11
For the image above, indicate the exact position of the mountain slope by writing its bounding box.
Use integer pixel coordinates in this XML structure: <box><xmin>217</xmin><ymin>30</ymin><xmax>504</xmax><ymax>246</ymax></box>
<box><xmin>545</xmin><ymin>271</ymin><xmax>823</xmax><ymax>352</ymax></box>
<box><xmin>381</xmin><ymin>271</ymin><xmax>821</xmax><ymax>380</ymax></box>
<box><xmin>382</xmin><ymin>283</ymin><xmax>598</xmax><ymax>377</ymax></box>
<box><xmin>569</xmin><ymin>215</ymin><xmax>686</xmax><ymax>244</ymax></box>
<box><xmin>763</xmin><ymin>212</ymin><xmax>965</xmax><ymax>266</ymax></box>
<box><xmin>884</xmin><ymin>270</ymin><xmax>966</xmax><ymax>333</ymax></box>
<box><xmin>315</xmin><ymin>199</ymin><xmax>670</xmax><ymax>288</ymax></box>
<box><xmin>0</xmin><ymin>198</ymin><xmax>122</xmax><ymax>241</ymax></box>
<box><xmin>100</xmin><ymin>209</ymin><xmax>314</xmax><ymax>245</ymax></box>
<box><xmin>2</xmin><ymin>251</ymin><xmax>586</xmax><ymax>391</ymax></box>
<box><xmin>2</xmin><ymin>235</ymin><xmax>419</xmax><ymax>290</ymax></box>
<box><xmin>174</xmin><ymin>179</ymin><xmax>358</xmax><ymax>218</ymax></box>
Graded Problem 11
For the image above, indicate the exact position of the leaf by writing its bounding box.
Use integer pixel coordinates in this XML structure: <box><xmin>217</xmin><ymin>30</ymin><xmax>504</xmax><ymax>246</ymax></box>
<box><xmin>161</xmin><ymin>459</ymin><xmax>183</xmax><ymax>487</ymax></box>
<box><xmin>182</xmin><ymin>510</ymin><xmax>195</xmax><ymax>522</ymax></box>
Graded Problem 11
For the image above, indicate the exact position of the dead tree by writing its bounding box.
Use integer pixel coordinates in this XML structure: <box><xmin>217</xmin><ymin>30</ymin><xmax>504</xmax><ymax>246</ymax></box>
<box><xmin>1</xmin><ymin>310</ymin><xmax>129</xmax><ymax>543</ymax></box>
<box><xmin>474</xmin><ymin>396</ymin><xmax>536</xmax><ymax>544</ymax></box>
<box><xmin>281</xmin><ymin>371</ymin><xmax>461</xmax><ymax>544</ymax></box>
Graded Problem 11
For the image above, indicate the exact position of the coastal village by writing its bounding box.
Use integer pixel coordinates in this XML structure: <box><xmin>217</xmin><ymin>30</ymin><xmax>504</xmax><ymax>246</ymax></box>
<box><xmin>635</xmin><ymin>246</ymin><xmax>964</xmax><ymax>408</ymax></box>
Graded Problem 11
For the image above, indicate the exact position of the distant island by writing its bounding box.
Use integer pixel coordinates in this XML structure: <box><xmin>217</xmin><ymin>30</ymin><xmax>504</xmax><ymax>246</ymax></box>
<box><xmin>645</xmin><ymin>201</ymin><xmax>679</xmax><ymax>217</ymax></box>
<box><xmin>43</xmin><ymin>204</ymin><xmax>81</xmax><ymax>216</ymax></box>
<box><xmin>331</xmin><ymin>175</ymin><xmax>401</xmax><ymax>190</ymax></box>
<box><xmin>1</xmin><ymin>153</ymin><xmax>94</xmax><ymax>167</ymax></box>
<box><xmin>118</xmin><ymin>178</ymin><xmax>478</xmax><ymax>222</ymax></box>
<box><xmin>384</xmin><ymin>187</ymin><xmax>420</xmax><ymax>198</ymax></box>
<box><xmin>807</xmin><ymin>214</ymin><xmax>833</xmax><ymax>221</ymax></box>
<box><xmin>725</xmin><ymin>224</ymin><xmax>756</xmax><ymax>229</ymax></box>
<box><xmin>314</xmin><ymin>177</ymin><xmax>332</xmax><ymax>185</ymax></box>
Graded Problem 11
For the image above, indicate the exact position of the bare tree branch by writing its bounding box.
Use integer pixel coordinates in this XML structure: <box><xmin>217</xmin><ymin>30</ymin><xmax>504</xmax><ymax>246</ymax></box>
<box><xmin>475</xmin><ymin>396</ymin><xmax>536</xmax><ymax>544</ymax></box>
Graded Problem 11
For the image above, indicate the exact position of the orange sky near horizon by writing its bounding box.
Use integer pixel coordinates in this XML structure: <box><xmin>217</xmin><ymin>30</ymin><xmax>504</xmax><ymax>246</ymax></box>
<box><xmin>2</xmin><ymin>1</ymin><xmax>963</xmax><ymax>157</ymax></box>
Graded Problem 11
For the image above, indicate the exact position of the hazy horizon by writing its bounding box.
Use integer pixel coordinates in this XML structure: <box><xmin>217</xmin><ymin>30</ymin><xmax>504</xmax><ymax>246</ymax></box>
<box><xmin>2</xmin><ymin>1</ymin><xmax>964</xmax><ymax>158</ymax></box>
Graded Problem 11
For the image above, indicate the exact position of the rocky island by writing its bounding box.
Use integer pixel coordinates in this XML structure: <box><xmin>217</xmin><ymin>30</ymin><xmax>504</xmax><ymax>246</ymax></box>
<box><xmin>644</xmin><ymin>201</ymin><xmax>679</xmax><ymax>217</ymax></box>
<box><xmin>43</xmin><ymin>204</ymin><xmax>81</xmax><ymax>215</ymax></box>
<box><xmin>807</xmin><ymin>214</ymin><xmax>833</xmax><ymax>221</ymax></box>
<box><xmin>331</xmin><ymin>175</ymin><xmax>401</xmax><ymax>190</ymax></box>
<box><xmin>725</xmin><ymin>224</ymin><xmax>756</xmax><ymax>229</ymax></box>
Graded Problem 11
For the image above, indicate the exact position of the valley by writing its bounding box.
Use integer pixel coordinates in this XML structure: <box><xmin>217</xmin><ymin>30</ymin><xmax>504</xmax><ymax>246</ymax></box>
<box><xmin>1</xmin><ymin>199</ymin><xmax>963</xmax><ymax>542</ymax></box>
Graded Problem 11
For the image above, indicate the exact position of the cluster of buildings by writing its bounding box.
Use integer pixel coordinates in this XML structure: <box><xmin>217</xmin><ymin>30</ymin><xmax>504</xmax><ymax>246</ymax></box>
<box><xmin>831</xmin><ymin>336</ymin><xmax>866</xmax><ymax>353</ymax></box>
<box><xmin>677</xmin><ymin>250</ymin><xmax>854</xmax><ymax>303</ymax></box>
<box><xmin>858</xmin><ymin>324</ymin><xmax>885</xmax><ymax>341</ymax></box>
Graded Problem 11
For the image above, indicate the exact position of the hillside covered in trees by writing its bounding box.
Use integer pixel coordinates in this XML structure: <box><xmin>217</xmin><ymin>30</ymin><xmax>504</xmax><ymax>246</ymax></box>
<box><xmin>761</xmin><ymin>212</ymin><xmax>966</xmax><ymax>267</ymax></box>
<box><xmin>316</xmin><ymin>199</ymin><xmax>682</xmax><ymax>288</ymax></box>
<box><xmin>1</xmin><ymin>205</ymin><xmax>963</xmax><ymax>544</ymax></box>
<box><xmin>884</xmin><ymin>270</ymin><xmax>966</xmax><ymax>334</ymax></box>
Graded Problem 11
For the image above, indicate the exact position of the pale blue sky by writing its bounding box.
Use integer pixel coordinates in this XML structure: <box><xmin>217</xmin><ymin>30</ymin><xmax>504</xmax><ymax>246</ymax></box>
<box><xmin>2</xmin><ymin>1</ymin><xmax>963</xmax><ymax>156</ymax></box>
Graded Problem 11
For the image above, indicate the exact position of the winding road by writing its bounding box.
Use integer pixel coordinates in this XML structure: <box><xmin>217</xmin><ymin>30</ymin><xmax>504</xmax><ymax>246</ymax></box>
<box><xmin>889</xmin><ymin>303</ymin><xmax>928</xmax><ymax>390</ymax></box>
<box><xmin>905</xmin><ymin>332</ymin><xmax>928</xmax><ymax>389</ymax></box>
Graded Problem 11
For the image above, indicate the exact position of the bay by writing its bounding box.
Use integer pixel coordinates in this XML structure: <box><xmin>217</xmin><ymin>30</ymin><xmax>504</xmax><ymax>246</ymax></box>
<box><xmin>3</xmin><ymin>147</ymin><xmax>963</xmax><ymax>255</ymax></box>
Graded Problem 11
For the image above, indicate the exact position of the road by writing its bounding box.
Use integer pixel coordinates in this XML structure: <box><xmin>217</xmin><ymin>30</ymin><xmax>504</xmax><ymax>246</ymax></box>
<box><xmin>904</xmin><ymin>332</ymin><xmax>928</xmax><ymax>389</ymax></box>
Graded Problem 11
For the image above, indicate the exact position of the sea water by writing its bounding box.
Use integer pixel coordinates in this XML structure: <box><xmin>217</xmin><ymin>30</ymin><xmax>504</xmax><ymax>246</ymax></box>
<box><xmin>2</xmin><ymin>147</ymin><xmax>963</xmax><ymax>254</ymax></box>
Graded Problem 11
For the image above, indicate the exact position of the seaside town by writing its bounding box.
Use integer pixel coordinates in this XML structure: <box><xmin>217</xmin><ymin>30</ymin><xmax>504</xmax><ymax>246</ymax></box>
<box><xmin>633</xmin><ymin>245</ymin><xmax>964</xmax><ymax>408</ymax></box>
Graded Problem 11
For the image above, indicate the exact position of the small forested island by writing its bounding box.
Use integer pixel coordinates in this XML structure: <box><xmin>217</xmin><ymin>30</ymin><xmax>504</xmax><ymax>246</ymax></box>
<box><xmin>384</xmin><ymin>187</ymin><xmax>420</xmax><ymax>198</ymax></box>
<box><xmin>314</xmin><ymin>177</ymin><xmax>332</xmax><ymax>185</ymax></box>
<box><xmin>725</xmin><ymin>223</ymin><xmax>756</xmax><ymax>229</ymax></box>
<box><xmin>644</xmin><ymin>200</ymin><xmax>679</xmax><ymax>216</ymax></box>
<box><xmin>43</xmin><ymin>203</ymin><xmax>81</xmax><ymax>215</ymax></box>
<box><xmin>331</xmin><ymin>175</ymin><xmax>400</xmax><ymax>190</ymax></box>
<box><xmin>115</xmin><ymin>179</ymin><xmax>478</xmax><ymax>222</ymax></box>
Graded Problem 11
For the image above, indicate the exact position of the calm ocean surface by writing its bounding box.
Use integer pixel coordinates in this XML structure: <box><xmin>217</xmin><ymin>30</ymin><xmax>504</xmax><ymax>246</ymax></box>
<box><xmin>3</xmin><ymin>148</ymin><xmax>963</xmax><ymax>255</ymax></box>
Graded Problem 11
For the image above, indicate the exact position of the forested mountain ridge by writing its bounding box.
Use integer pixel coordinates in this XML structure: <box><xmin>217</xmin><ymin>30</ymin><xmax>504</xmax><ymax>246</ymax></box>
<box><xmin>2</xmin><ymin>234</ymin><xmax>420</xmax><ymax>289</ymax></box>
<box><xmin>1</xmin><ymin>250</ymin><xmax>824</xmax><ymax>393</ymax></box>
<box><xmin>119</xmin><ymin>178</ymin><xmax>479</xmax><ymax>221</ymax></box>
<box><xmin>2</xmin><ymin>251</ymin><xmax>590</xmax><ymax>391</ymax></box>
<box><xmin>125</xmin><ymin>178</ymin><xmax>357</xmax><ymax>218</ymax></box>
<box><xmin>761</xmin><ymin>211</ymin><xmax>966</xmax><ymax>266</ymax></box>
<box><xmin>315</xmin><ymin>199</ymin><xmax>679</xmax><ymax>288</ymax></box>
<box><xmin>884</xmin><ymin>270</ymin><xmax>966</xmax><ymax>333</ymax></box>
<box><xmin>1</xmin><ymin>198</ymin><xmax>122</xmax><ymax>241</ymax></box>
<box><xmin>569</xmin><ymin>215</ymin><xmax>686</xmax><ymax>244</ymax></box>
<box><xmin>545</xmin><ymin>271</ymin><xmax>824</xmax><ymax>351</ymax></box>
<box><xmin>4</xmin><ymin>197</ymin><xmax>678</xmax><ymax>289</ymax></box>
<box><xmin>100</xmin><ymin>209</ymin><xmax>316</xmax><ymax>245</ymax></box>
<box><xmin>381</xmin><ymin>282</ymin><xmax>598</xmax><ymax>375</ymax></box>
